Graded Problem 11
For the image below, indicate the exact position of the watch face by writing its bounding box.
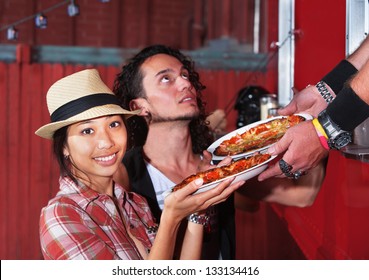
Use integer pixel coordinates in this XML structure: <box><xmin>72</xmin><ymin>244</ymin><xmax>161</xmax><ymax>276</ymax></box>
<box><xmin>330</xmin><ymin>132</ymin><xmax>352</xmax><ymax>149</ymax></box>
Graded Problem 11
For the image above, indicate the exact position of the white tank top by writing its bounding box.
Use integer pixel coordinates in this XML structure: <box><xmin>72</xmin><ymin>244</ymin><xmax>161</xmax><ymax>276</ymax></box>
<box><xmin>145</xmin><ymin>161</ymin><xmax>175</xmax><ymax>210</ymax></box>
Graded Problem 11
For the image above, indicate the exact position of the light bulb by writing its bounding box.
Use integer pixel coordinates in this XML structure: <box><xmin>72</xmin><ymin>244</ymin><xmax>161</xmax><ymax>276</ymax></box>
<box><xmin>7</xmin><ymin>26</ymin><xmax>18</xmax><ymax>41</ymax></box>
<box><xmin>35</xmin><ymin>13</ymin><xmax>48</xmax><ymax>29</ymax></box>
<box><xmin>68</xmin><ymin>3</ymin><xmax>80</xmax><ymax>17</ymax></box>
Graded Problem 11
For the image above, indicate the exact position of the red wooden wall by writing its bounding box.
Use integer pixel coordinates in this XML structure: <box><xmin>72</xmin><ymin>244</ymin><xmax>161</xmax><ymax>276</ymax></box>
<box><xmin>0</xmin><ymin>0</ymin><xmax>268</xmax><ymax>50</ymax></box>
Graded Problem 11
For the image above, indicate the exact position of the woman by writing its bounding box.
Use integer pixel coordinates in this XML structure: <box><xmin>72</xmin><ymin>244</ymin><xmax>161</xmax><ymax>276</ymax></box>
<box><xmin>35</xmin><ymin>69</ymin><xmax>244</xmax><ymax>260</ymax></box>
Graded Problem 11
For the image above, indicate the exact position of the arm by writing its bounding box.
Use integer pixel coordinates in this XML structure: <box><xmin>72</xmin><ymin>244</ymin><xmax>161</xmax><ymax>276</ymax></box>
<box><xmin>206</xmin><ymin>109</ymin><xmax>227</xmax><ymax>134</ymax></box>
<box><xmin>279</xmin><ymin>36</ymin><xmax>369</xmax><ymax>118</ymax></box>
<box><xmin>258</xmin><ymin>37</ymin><xmax>369</xmax><ymax>181</ymax></box>
<box><xmin>346</xmin><ymin>35</ymin><xmax>369</xmax><ymax>70</ymax></box>
<box><xmin>350</xmin><ymin>54</ymin><xmax>369</xmax><ymax>104</ymax></box>
<box><xmin>148</xmin><ymin>177</ymin><xmax>245</xmax><ymax>259</ymax></box>
<box><xmin>241</xmin><ymin>158</ymin><xmax>326</xmax><ymax>207</ymax></box>
<box><xmin>179</xmin><ymin>222</ymin><xmax>204</xmax><ymax>259</ymax></box>
<box><xmin>259</xmin><ymin>59</ymin><xmax>369</xmax><ymax>181</ymax></box>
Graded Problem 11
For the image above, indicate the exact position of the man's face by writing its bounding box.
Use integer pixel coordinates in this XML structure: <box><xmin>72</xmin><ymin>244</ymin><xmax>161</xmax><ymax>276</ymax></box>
<box><xmin>139</xmin><ymin>53</ymin><xmax>200</xmax><ymax>124</ymax></box>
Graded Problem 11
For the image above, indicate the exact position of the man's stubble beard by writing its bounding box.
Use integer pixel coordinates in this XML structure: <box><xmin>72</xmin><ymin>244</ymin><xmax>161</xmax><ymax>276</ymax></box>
<box><xmin>149</xmin><ymin>111</ymin><xmax>200</xmax><ymax>124</ymax></box>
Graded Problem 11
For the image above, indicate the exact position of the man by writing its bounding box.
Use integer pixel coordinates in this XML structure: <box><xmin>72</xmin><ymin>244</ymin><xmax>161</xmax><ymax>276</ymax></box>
<box><xmin>113</xmin><ymin>45</ymin><xmax>234</xmax><ymax>259</ymax></box>
<box><xmin>113</xmin><ymin>45</ymin><xmax>327</xmax><ymax>259</ymax></box>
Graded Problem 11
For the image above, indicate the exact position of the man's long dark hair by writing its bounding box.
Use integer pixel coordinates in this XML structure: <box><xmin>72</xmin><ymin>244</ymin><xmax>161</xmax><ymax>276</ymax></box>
<box><xmin>113</xmin><ymin>45</ymin><xmax>214</xmax><ymax>153</ymax></box>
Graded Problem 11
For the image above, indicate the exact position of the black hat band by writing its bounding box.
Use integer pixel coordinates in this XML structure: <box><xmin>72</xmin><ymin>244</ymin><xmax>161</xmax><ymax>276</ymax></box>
<box><xmin>51</xmin><ymin>93</ymin><xmax>121</xmax><ymax>122</ymax></box>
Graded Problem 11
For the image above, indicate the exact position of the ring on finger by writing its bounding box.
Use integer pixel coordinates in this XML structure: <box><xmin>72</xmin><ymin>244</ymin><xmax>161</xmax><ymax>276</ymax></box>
<box><xmin>279</xmin><ymin>159</ymin><xmax>293</xmax><ymax>176</ymax></box>
<box><xmin>291</xmin><ymin>170</ymin><xmax>307</xmax><ymax>180</ymax></box>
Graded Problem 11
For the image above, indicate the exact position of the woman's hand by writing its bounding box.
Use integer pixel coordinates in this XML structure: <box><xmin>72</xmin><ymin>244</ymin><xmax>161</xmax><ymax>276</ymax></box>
<box><xmin>163</xmin><ymin>176</ymin><xmax>244</xmax><ymax>223</ymax></box>
<box><xmin>152</xmin><ymin>162</ymin><xmax>244</xmax><ymax>260</ymax></box>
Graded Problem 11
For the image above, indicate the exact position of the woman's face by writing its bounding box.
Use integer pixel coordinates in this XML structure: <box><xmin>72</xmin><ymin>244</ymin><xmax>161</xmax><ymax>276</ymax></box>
<box><xmin>63</xmin><ymin>115</ymin><xmax>127</xmax><ymax>185</ymax></box>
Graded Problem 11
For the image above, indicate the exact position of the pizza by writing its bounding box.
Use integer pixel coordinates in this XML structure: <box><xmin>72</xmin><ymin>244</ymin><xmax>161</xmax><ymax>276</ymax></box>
<box><xmin>172</xmin><ymin>153</ymin><xmax>271</xmax><ymax>192</ymax></box>
<box><xmin>214</xmin><ymin>115</ymin><xmax>306</xmax><ymax>156</ymax></box>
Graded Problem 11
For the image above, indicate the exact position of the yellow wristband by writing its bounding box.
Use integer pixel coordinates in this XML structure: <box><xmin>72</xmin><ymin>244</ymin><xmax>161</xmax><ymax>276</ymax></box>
<box><xmin>312</xmin><ymin>118</ymin><xmax>330</xmax><ymax>150</ymax></box>
<box><xmin>312</xmin><ymin>118</ymin><xmax>328</xmax><ymax>139</ymax></box>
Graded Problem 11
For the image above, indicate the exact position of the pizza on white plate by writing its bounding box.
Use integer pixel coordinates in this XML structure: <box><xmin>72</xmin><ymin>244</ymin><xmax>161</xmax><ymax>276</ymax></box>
<box><xmin>214</xmin><ymin>115</ymin><xmax>306</xmax><ymax>157</ymax></box>
<box><xmin>172</xmin><ymin>153</ymin><xmax>271</xmax><ymax>192</ymax></box>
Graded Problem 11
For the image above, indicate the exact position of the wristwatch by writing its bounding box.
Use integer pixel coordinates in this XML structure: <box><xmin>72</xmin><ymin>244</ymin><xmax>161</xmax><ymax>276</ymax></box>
<box><xmin>317</xmin><ymin>110</ymin><xmax>352</xmax><ymax>150</ymax></box>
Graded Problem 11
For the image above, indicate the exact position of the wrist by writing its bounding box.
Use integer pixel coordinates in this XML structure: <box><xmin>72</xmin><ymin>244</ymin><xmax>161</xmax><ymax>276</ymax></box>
<box><xmin>312</xmin><ymin>119</ymin><xmax>329</xmax><ymax>150</ymax></box>
<box><xmin>326</xmin><ymin>86</ymin><xmax>369</xmax><ymax>131</ymax></box>
<box><xmin>322</xmin><ymin>60</ymin><xmax>358</xmax><ymax>94</ymax></box>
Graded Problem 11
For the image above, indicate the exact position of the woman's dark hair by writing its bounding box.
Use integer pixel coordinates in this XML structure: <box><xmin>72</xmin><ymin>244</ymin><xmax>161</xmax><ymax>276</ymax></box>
<box><xmin>113</xmin><ymin>44</ymin><xmax>214</xmax><ymax>153</ymax></box>
<box><xmin>53</xmin><ymin>126</ymin><xmax>79</xmax><ymax>185</ymax></box>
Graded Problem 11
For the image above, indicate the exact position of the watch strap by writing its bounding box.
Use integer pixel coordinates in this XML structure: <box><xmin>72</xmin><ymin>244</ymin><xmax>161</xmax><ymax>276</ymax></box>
<box><xmin>317</xmin><ymin>110</ymin><xmax>352</xmax><ymax>150</ymax></box>
<box><xmin>316</xmin><ymin>81</ymin><xmax>334</xmax><ymax>104</ymax></box>
<box><xmin>187</xmin><ymin>213</ymin><xmax>209</xmax><ymax>226</ymax></box>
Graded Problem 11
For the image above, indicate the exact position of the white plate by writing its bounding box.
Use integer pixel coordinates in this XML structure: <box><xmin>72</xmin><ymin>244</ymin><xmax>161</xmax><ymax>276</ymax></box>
<box><xmin>163</xmin><ymin>154</ymin><xmax>277</xmax><ymax>197</ymax></box>
<box><xmin>207</xmin><ymin>113</ymin><xmax>312</xmax><ymax>161</ymax></box>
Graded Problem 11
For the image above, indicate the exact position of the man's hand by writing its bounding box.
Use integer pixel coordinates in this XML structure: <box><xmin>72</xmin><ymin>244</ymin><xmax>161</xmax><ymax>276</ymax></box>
<box><xmin>258</xmin><ymin>121</ymin><xmax>329</xmax><ymax>181</ymax></box>
<box><xmin>279</xmin><ymin>86</ymin><xmax>330</xmax><ymax>118</ymax></box>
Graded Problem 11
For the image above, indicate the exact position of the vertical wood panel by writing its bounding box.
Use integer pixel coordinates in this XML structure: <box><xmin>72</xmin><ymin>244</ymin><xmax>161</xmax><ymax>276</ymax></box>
<box><xmin>7</xmin><ymin>63</ymin><xmax>22</xmax><ymax>258</ymax></box>
<box><xmin>0</xmin><ymin>62</ymin><xmax>9</xmax><ymax>258</ymax></box>
<box><xmin>19</xmin><ymin>63</ymin><xmax>32</xmax><ymax>258</ymax></box>
<box><xmin>29</xmin><ymin>63</ymin><xmax>48</xmax><ymax>259</ymax></box>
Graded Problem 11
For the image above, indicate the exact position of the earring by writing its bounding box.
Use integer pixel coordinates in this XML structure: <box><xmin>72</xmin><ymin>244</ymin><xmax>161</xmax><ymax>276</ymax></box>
<box><xmin>64</xmin><ymin>155</ymin><xmax>69</xmax><ymax>160</ymax></box>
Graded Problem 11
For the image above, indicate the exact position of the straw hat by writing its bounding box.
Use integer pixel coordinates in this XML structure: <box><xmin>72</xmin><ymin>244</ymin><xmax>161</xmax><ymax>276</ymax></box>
<box><xmin>35</xmin><ymin>69</ymin><xmax>138</xmax><ymax>139</ymax></box>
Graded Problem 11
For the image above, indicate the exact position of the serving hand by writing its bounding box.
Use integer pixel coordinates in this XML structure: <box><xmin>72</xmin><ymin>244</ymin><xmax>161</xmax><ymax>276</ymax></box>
<box><xmin>257</xmin><ymin>121</ymin><xmax>329</xmax><ymax>181</ymax></box>
<box><xmin>279</xmin><ymin>86</ymin><xmax>330</xmax><ymax>118</ymax></box>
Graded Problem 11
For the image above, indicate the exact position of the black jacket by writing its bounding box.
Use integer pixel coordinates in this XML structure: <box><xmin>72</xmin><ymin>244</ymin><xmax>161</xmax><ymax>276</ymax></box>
<box><xmin>123</xmin><ymin>146</ymin><xmax>236</xmax><ymax>259</ymax></box>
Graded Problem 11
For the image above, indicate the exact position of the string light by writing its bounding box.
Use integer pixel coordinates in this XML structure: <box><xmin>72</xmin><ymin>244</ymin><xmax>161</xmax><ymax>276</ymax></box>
<box><xmin>6</xmin><ymin>26</ymin><xmax>18</xmax><ymax>41</ymax></box>
<box><xmin>35</xmin><ymin>13</ymin><xmax>48</xmax><ymax>29</ymax></box>
<box><xmin>0</xmin><ymin>0</ymin><xmax>111</xmax><ymax>40</ymax></box>
<box><xmin>68</xmin><ymin>0</ymin><xmax>80</xmax><ymax>17</ymax></box>
<box><xmin>0</xmin><ymin>0</ymin><xmax>112</xmax><ymax>40</ymax></box>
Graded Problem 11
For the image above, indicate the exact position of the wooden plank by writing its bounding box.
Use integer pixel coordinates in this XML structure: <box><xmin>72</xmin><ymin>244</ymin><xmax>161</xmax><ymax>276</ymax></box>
<box><xmin>17</xmin><ymin>63</ymin><xmax>32</xmax><ymax>258</ymax></box>
<box><xmin>7</xmin><ymin>63</ymin><xmax>21</xmax><ymax>258</ymax></box>
<box><xmin>28</xmin><ymin>63</ymin><xmax>46</xmax><ymax>259</ymax></box>
<box><xmin>38</xmin><ymin>64</ymin><xmax>66</xmax><ymax>230</ymax></box>
<box><xmin>0</xmin><ymin>62</ymin><xmax>9</xmax><ymax>259</ymax></box>
<box><xmin>106</xmin><ymin>65</ymin><xmax>120</xmax><ymax>90</ymax></box>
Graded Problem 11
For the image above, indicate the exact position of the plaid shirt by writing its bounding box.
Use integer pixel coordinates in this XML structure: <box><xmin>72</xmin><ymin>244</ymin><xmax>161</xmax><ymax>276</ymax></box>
<box><xmin>39</xmin><ymin>176</ymin><xmax>157</xmax><ymax>260</ymax></box>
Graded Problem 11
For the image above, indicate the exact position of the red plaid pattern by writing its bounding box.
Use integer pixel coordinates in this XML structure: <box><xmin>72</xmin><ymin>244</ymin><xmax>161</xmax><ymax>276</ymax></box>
<box><xmin>39</xmin><ymin>177</ymin><xmax>156</xmax><ymax>259</ymax></box>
